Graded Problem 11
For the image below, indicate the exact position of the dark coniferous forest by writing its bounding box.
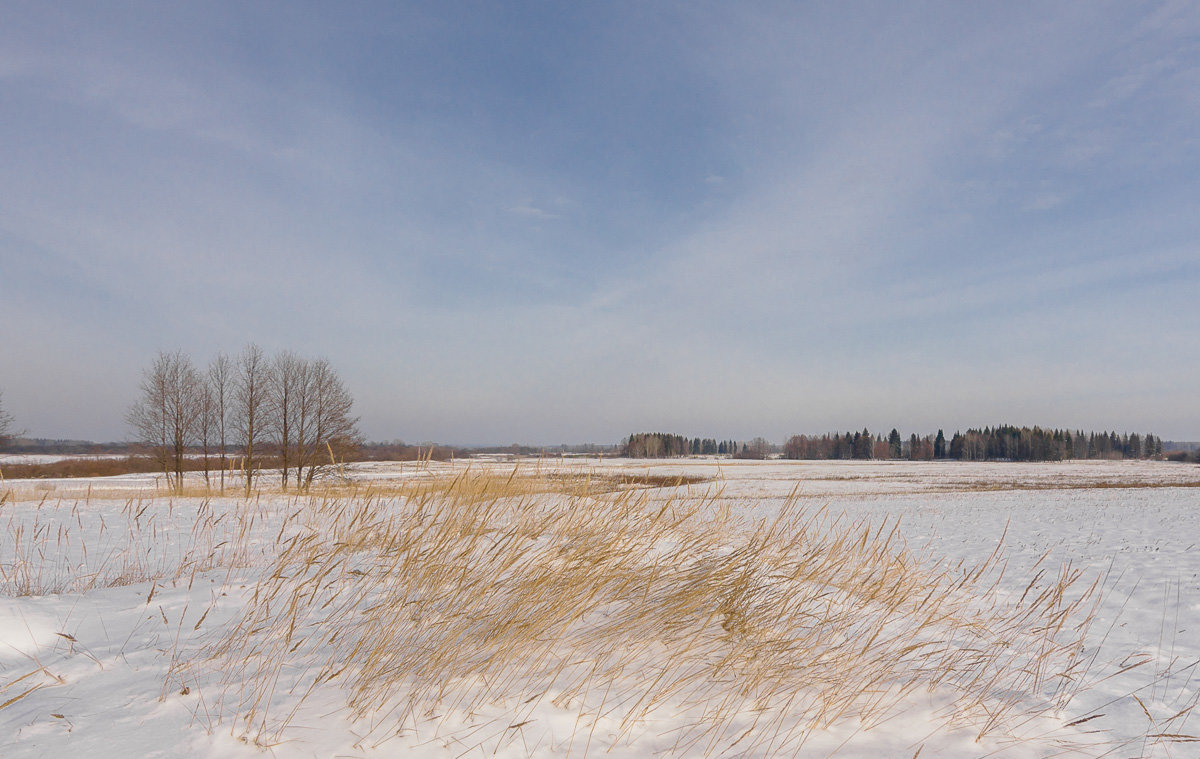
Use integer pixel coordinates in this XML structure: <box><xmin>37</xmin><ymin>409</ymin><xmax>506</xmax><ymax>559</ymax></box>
<box><xmin>624</xmin><ymin>427</ymin><xmax>1164</xmax><ymax>462</ymax></box>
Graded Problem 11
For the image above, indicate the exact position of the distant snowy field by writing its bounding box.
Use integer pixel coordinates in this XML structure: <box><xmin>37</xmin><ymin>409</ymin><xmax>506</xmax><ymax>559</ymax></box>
<box><xmin>2</xmin><ymin>459</ymin><xmax>1197</xmax><ymax>757</ymax></box>
<box><xmin>0</xmin><ymin>453</ymin><xmax>130</xmax><ymax>466</ymax></box>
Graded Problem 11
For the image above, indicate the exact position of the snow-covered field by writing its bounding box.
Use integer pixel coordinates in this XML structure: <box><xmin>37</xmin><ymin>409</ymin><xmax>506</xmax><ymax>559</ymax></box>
<box><xmin>1</xmin><ymin>458</ymin><xmax>1197</xmax><ymax>757</ymax></box>
<box><xmin>0</xmin><ymin>454</ymin><xmax>130</xmax><ymax>466</ymax></box>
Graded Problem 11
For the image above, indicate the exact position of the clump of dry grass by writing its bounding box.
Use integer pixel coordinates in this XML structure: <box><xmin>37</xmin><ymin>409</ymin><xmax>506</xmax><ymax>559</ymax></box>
<box><xmin>0</xmin><ymin>493</ymin><xmax>278</xmax><ymax>596</ymax></box>
<box><xmin>186</xmin><ymin>470</ymin><xmax>1109</xmax><ymax>755</ymax></box>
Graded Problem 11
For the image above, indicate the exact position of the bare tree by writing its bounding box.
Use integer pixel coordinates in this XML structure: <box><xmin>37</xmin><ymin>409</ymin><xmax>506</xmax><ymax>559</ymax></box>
<box><xmin>0</xmin><ymin>391</ymin><xmax>15</xmax><ymax>449</ymax></box>
<box><xmin>128</xmin><ymin>354</ymin><xmax>171</xmax><ymax>481</ymax></box>
<box><xmin>127</xmin><ymin>351</ymin><xmax>203</xmax><ymax>492</ymax></box>
<box><xmin>233</xmin><ymin>344</ymin><xmax>268</xmax><ymax>496</ymax></box>
<box><xmin>299</xmin><ymin>358</ymin><xmax>360</xmax><ymax>489</ymax></box>
<box><xmin>269</xmin><ymin>351</ymin><xmax>308</xmax><ymax>490</ymax></box>
<box><xmin>207</xmin><ymin>352</ymin><xmax>232</xmax><ymax>493</ymax></box>
<box><xmin>167</xmin><ymin>356</ymin><xmax>204</xmax><ymax>489</ymax></box>
<box><xmin>196</xmin><ymin>377</ymin><xmax>215</xmax><ymax>489</ymax></box>
<box><xmin>291</xmin><ymin>358</ymin><xmax>314</xmax><ymax>491</ymax></box>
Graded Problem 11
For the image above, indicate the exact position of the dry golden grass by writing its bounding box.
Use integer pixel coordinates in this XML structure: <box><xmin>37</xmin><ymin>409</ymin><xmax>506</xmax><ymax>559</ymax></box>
<box><xmin>168</xmin><ymin>470</ymin><xmax>1113</xmax><ymax>755</ymax></box>
<box><xmin>5</xmin><ymin>468</ymin><xmax>1195</xmax><ymax>753</ymax></box>
<box><xmin>0</xmin><ymin>492</ymin><xmax>274</xmax><ymax>596</ymax></box>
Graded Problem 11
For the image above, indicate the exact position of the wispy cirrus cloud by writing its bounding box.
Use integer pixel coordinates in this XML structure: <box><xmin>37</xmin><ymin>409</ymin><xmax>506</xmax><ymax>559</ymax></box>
<box><xmin>1</xmin><ymin>1</ymin><xmax>1197</xmax><ymax>442</ymax></box>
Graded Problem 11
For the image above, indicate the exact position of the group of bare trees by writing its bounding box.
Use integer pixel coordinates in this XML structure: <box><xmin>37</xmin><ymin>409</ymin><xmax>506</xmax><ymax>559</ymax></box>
<box><xmin>127</xmin><ymin>345</ymin><xmax>360</xmax><ymax>494</ymax></box>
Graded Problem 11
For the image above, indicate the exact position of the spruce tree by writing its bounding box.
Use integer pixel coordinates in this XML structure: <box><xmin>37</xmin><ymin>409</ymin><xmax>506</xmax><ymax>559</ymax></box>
<box><xmin>888</xmin><ymin>428</ymin><xmax>902</xmax><ymax>459</ymax></box>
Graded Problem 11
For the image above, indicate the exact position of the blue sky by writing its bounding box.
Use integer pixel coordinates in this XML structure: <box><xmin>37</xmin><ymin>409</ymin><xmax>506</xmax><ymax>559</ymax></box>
<box><xmin>2</xmin><ymin>1</ymin><xmax>1198</xmax><ymax>444</ymax></box>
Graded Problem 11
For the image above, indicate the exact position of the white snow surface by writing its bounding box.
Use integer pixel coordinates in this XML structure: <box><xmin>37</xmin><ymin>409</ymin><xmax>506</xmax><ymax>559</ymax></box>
<box><xmin>0</xmin><ymin>454</ymin><xmax>130</xmax><ymax>466</ymax></box>
<box><xmin>1</xmin><ymin>459</ymin><xmax>1197</xmax><ymax>757</ymax></box>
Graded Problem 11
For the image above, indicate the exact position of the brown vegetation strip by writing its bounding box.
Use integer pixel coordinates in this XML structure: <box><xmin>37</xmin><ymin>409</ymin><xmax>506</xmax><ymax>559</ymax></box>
<box><xmin>0</xmin><ymin>455</ymin><xmax>276</xmax><ymax>480</ymax></box>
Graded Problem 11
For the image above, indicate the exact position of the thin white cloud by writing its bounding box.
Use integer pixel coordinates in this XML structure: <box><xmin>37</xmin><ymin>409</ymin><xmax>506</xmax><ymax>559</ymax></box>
<box><xmin>2</xmin><ymin>2</ymin><xmax>1198</xmax><ymax>442</ymax></box>
<box><xmin>508</xmin><ymin>204</ymin><xmax>560</xmax><ymax>220</ymax></box>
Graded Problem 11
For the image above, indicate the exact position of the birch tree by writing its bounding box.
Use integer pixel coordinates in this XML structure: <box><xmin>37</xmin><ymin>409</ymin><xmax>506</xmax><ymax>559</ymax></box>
<box><xmin>197</xmin><ymin>377</ymin><xmax>214</xmax><ymax>489</ymax></box>
<box><xmin>233</xmin><ymin>343</ymin><xmax>268</xmax><ymax>496</ymax></box>
<box><xmin>127</xmin><ymin>351</ymin><xmax>203</xmax><ymax>492</ymax></box>
<box><xmin>207</xmin><ymin>352</ymin><xmax>232</xmax><ymax>493</ymax></box>
<box><xmin>269</xmin><ymin>351</ymin><xmax>307</xmax><ymax>490</ymax></box>
<box><xmin>299</xmin><ymin>358</ymin><xmax>360</xmax><ymax>488</ymax></box>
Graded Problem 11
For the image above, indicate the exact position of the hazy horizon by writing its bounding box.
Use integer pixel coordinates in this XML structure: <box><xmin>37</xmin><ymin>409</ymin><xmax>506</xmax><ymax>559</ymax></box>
<box><xmin>3</xmin><ymin>423</ymin><xmax>1192</xmax><ymax>452</ymax></box>
<box><xmin>3</xmin><ymin>2</ymin><xmax>1198</xmax><ymax>443</ymax></box>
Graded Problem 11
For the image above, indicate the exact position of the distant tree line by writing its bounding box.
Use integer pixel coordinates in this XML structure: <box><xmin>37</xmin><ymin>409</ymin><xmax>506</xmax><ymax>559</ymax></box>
<box><xmin>786</xmin><ymin>427</ymin><xmax>1163</xmax><ymax>462</ymax></box>
<box><xmin>624</xmin><ymin>433</ymin><xmax>699</xmax><ymax>458</ymax></box>
<box><xmin>127</xmin><ymin>344</ymin><xmax>361</xmax><ymax>494</ymax></box>
<box><xmin>624</xmin><ymin>426</ymin><xmax>1166</xmax><ymax>462</ymax></box>
<box><xmin>784</xmin><ymin>429</ymin><xmax>903</xmax><ymax>460</ymax></box>
<box><xmin>0</xmin><ymin>438</ymin><xmax>140</xmax><ymax>455</ymax></box>
<box><xmin>947</xmin><ymin>427</ymin><xmax>1162</xmax><ymax>462</ymax></box>
<box><xmin>623</xmin><ymin>433</ymin><xmax>776</xmax><ymax>459</ymax></box>
<box><xmin>789</xmin><ymin>426</ymin><xmax>1165</xmax><ymax>461</ymax></box>
<box><xmin>357</xmin><ymin>441</ymin><xmax>459</xmax><ymax>462</ymax></box>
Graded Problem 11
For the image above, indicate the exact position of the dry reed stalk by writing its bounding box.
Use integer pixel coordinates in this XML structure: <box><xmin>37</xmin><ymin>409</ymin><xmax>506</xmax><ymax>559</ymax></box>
<box><xmin>177</xmin><ymin>469</ymin><xmax>1123</xmax><ymax>756</ymax></box>
<box><xmin>0</xmin><ymin>488</ymin><xmax>285</xmax><ymax>596</ymax></box>
<box><xmin>10</xmin><ymin>465</ymin><xmax>1184</xmax><ymax>754</ymax></box>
